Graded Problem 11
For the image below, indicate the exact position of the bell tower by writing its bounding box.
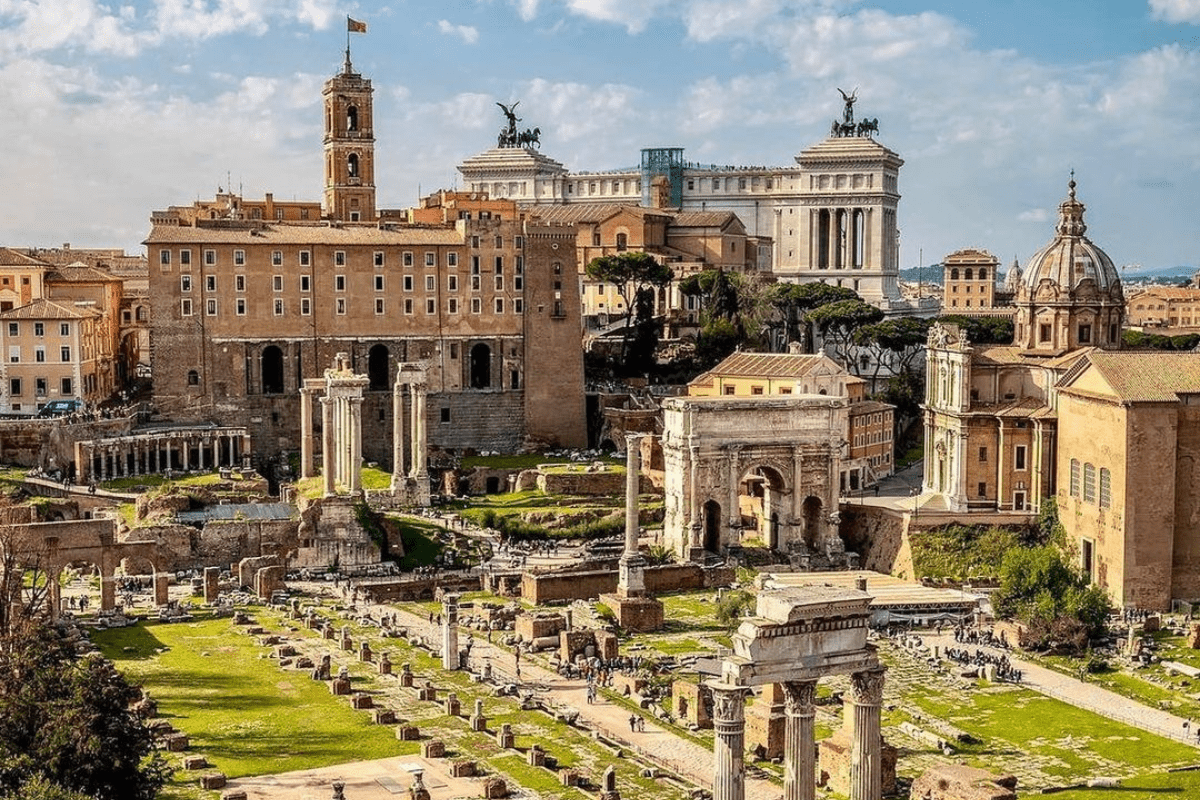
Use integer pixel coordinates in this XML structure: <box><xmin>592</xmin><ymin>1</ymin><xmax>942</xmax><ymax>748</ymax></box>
<box><xmin>322</xmin><ymin>50</ymin><xmax>376</xmax><ymax>222</ymax></box>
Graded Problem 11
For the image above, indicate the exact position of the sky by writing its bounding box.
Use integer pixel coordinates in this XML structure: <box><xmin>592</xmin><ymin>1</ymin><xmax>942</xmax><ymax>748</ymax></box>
<box><xmin>1</xmin><ymin>0</ymin><xmax>1198</xmax><ymax>274</ymax></box>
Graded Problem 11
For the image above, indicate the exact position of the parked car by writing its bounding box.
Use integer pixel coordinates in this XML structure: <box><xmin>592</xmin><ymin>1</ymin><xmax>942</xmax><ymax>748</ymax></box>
<box><xmin>36</xmin><ymin>399</ymin><xmax>82</xmax><ymax>418</ymax></box>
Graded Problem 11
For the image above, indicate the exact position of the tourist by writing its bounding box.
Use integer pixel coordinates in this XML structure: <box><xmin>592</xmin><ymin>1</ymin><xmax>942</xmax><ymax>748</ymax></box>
<box><xmin>629</xmin><ymin>714</ymin><xmax>637</xmax><ymax>732</ymax></box>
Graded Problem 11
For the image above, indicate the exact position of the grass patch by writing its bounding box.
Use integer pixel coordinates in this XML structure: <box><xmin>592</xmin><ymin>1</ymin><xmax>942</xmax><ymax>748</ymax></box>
<box><xmin>909</xmin><ymin>525</ymin><xmax>1021</xmax><ymax>580</ymax></box>
<box><xmin>390</xmin><ymin>516</ymin><xmax>448</xmax><ymax>570</ymax></box>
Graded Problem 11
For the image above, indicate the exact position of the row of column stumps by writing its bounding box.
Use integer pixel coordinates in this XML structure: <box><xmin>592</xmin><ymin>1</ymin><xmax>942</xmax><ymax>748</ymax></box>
<box><xmin>711</xmin><ymin>667</ymin><xmax>884</xmax><ymax>800</ymax></box>
<box><xmin>76</xmin><ymin>430</ymin><xmax>250</xmax><ymax>484</ymax></box>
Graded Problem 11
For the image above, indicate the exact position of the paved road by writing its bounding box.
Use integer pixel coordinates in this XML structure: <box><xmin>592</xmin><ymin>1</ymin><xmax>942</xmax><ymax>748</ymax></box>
<box><xmin>924</xmin><ymin>633</ymin><xmax>1200</xmax><ymax>747</ymax></box>
<box><xmin>362</xmin><ymin>595</ymin><xmax>783</xmax><ymax>800</ymax></box>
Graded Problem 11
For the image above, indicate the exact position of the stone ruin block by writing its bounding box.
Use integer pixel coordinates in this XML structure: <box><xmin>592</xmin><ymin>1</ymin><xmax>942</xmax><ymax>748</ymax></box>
<box><xmin>746</xmin><ymin>683</ymin><xmax>786</xmax><ymax>761</ymax></box>
<box><xmin>203</xmin><ymin>566</ymin><xmax>220</xmax><ymax>603</ymax></box>
<box><xmin>246</xmin><ymin>626</ymin><xmax>266</xmax><ymax>636</ymax></box>
<box><xmin>526</xmin><ymin>746</ymin><xmax>546</xmax><ymax>767</ymax></box>
<box><xmin>306</xmin><ymin>614</ymin><xmax>321</xmax><ymax>630</ymax></box>
<box><xmin>275</xmin><ymin>644</ymin><xmax>297</xmax><ymax>658</ymax></box>
<box><xmin>560</xmin><ymin>770</ymin><xmax>581</xmax><ymax>787</ymax></box>
<box><xmin>254</xmin><ymin>565</ymin><xmax>286</xmax><ymax>601</ymax></box>
<box><xmin>340</xmin><ymin>629</ymin><xmax>354</xmax><ymax>652</ymax></box>
<box><xmin>164</xmin><ymin>733</ymin><xmax>189</xmax><ymax>752</ymax></box>
<box><xmin>330</xmin><ymin>678</ymin><xmax>351</xmax><ymax>696</ymax></box>
<box><xmin>611</xmin><ymin>673</ymin><xmax>646</xmax><ymax>697</ymax></box>
<box><xmin>910</xmin><ymin>764</ymin><xmax>1017</xmax><ymax>800</ymax></box>
<box><xmin>1143</xmin><ymin>615</ymin><xmax>1162</xmax><ymax>633</ymax></box>
<box><xmin>559</xmin><ymin>629</ymin><xmax>598</xmax><ymax>664</ymax></box>
<box><xmin>400</xmin><ymin>664</ymin><xmax>414</xmax><ymax>687</ymax></box>
<box><xmin>672</xmin><ymin>681</ymin><xmax>712</xmax><ymax>729</ymax></box>
<box><xmin>482</xmin><ymin>777</ymin><xmax>508</xmax><ymax>799</ymax></box>
<box><xmin>396</xmin><ymin>726</ymin><xmax>420</xmax><ymax>741</ymax></box>
<box><xmin>232</xmin><ymin>611</ymin><xmax>252</xmax><ymax>626</ymax></box>
<box><xmin>351</xmin><ymin>693</ymin><xmax>374</xmax><ymax>709</ymax></box>
<box><xmin>1188</xmin><ymin>623</ymin><xmax>1200</xmax><ymax>649</ymax></box>
<box><xmin>199</xmin><ymin>773</ymin><xmax>227</xmax><ymax>790</ymax></box>
<box><xmin>359</xmin><ymin>642</ymin><xmax>373</xmax><ymax>662</ymax></box>
<box><xmin>516</xmin><ymin>612</ymin><xmax>567</xmax><ymax>642</ymax></box>
<box><xmin>444</xmin><ymin>693</ymin><xmax>461</xmax><ymax>716</ymax></box>
<box><xmin>496</xmin><ymin>723</ymin><xmax>515</xmax><ymax>749</ymax></box>
<box><xmin>149</xmin><ymin>719</ymin><xmax>176</xmax><ymax>737</ymax></box>
<box><xmin>421</xmin><ymin>740</ymin><xmax>445</xmax><ymax>758</ymax></box>
<box><xmin>182</xmin><ymin>756</ymin><xmax>208</xmax><ymax>770</ymax></box>
<box><xmin>295</xmin><ymin>656</ymin><xmax>314</xmax><ymax>670</ymax></box>
<box><xmin>221</xmin><ymin>791</ymin><xmax>247</xmax><ymax>800</ymax></box>
<box><xmin>450</xmin><ymin>760</ymin><xmax>476</xmax><ymax>778</ymax></box>
<box><xmin>471</xmin><ymin>715</ymin><xmax>488</xmax><ymax>732</ymax></box>
<box><xmin>379</xmin><ymin>653</ymin><xmax>392</xmax><ymax>675</ymax></box>
<box><xmin>418</xmin><ymin>684</ymin><xmax>438</xmax><ymax>702</ymax></box>
<box><xmin>594</xmin><ymin>630</ymin><xmax>619</xmax><ymax>660</ymax></box>
<box><xmin>818</xmin><ymin>731</ymin><xmax>897</xmax><ymax>797</ymax></box>
<box><xmin>373</xmin><ymin>709</ymin><xmax>396</xmax><ymax>725</ymax></box>
<box><xmin>259</xmin><ymin>635</ymin><xmax>281</xmax><ymax>647</ymax></box>
<box><xmin>323</xmin><ymin>625</ymin><xmax>336</xmax><ymax>640</ymax></box>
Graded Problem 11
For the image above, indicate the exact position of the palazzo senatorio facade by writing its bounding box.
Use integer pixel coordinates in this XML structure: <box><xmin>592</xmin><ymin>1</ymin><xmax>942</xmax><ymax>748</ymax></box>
<box><xmin>146</xmin><ymin>54</ymin><xmax>587</xmax><ymax>469</ymax></box>
<box><xmin>922</xmin><ymin>179</ymin><xmax>1124</xmax><ymax>515</ymax></box>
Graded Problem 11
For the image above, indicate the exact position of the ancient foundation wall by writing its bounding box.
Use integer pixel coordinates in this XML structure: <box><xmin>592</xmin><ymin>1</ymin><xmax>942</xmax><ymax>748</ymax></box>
<box><xmin>0</xmin><ymin>415</ymin><xmax>136</xmax><ymax>470</ymax></box>
<box><xmin>523</xmin><ymin>563</ymin><xmax>734</xmax><ymax>604</ymax></box>
<box><xmin>118</xmin><ymin>520</ymin><xmax>299</xmax><ymax>573</ymax></box>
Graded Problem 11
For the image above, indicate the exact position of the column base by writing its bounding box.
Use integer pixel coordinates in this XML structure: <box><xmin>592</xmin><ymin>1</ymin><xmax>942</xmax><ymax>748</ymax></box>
<box><xmin>598</xmin><ymin>593</ymin><xmax>664</xmax><ymax>632</ymax></box>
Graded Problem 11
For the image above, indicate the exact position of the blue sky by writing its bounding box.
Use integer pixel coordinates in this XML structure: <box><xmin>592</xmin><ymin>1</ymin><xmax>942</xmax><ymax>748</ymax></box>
<box><xmin>1</xmin><ymin>0</ymin><xmax>1198</xmax><ymax>274</ymax></box>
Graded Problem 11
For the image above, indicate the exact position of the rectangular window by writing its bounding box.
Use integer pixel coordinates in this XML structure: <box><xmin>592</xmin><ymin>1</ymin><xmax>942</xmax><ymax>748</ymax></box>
<box><xmin>204</xmin><ymin>249</ymin><xmax>216</xmax><ymax>265</ymax></box>
<box><xmin>301</xmin><ymin>298</ymin><xmax>311</xmax><ymax>315</ymax></box>
<box><xmin>273</xmin><ymin>275</ymin><xmax>283</xmax><ymax>292</ymax></box>
<box><xmin>34</xmin><ymin>323</ymin><xmax>44</xmax><ymax>337</ymax></box>
<box><xmin>60</xmin><ymin>346</ymin><xmax>70</xmax><ymax>362</ymax></box>
<box><xmin>751</xmin><ymin>386</ymin><xmax>764</xmax><ymax>395</ymax></box>
<box><xmin>181</xmin><ymin>275</ymin><xmax>192</xmax><ymax>292</ymax></box>
<box><xmin>1015</xmin><ymin>445</ymin><xmax>1027</xmax><ymax>471</ymax></box>
<box><xmin>272</xmin><ymin>250</ymin><xmax>283</xmax><ymax>266</ymax></box>
<box><xmin>471</xmin><ymin>297</ymin><xmax>481</xmax><ymax>314</ymax></box>
<box><xmin>233</xmin><ymin>249</ymin><xmax>246</xmax><ymax>266</ymax></box>
<box><xmin>374</xmin><ymin>275</ymin><xmax>384</xmax><ymax>292</ymax></box>
<box><xmin>494</xmin><ymin>256</ymin><xmax>503</xmax><ymax>274</ymax></box>
<box><xmin>375</xmin><ymin>298</ymin><xmax>385</xmax><ymax>315</ymax></box>
<box><xmin>60</xmin><ymin>377</ymin><xmax>72</xmax><ymax>395</ymax></box>
<box><xmin>235</xmin><ymin>275</ymin><xmax>246</xmax><ymax>292</ymax></box>
<box><xmin>181</xmin><ymin>298</ymin><xmax>193</xmax><ymax>316</ymax></box>
<box><xmin>159</xmin><ymin>249</ymin><xmax>171</xmax><ymax>266</ymax></box>
<box><xmin>180</xmin><ymin>249</ymin><xmax>191</xmax><ymax>266</ymax></box>
<box><xmin>1069</xmin><ymin>459</ymin><xmax>1080</xmax><ymax>497</ymax></box>
<box><xmin>448</xmin><ymin>298</ymin><xmax>459</xmax><ymax>314</ymax></box>
<box><xmin>205</xmin><ymin>275</ymin><xmax>216</xmax><ymax>292</ymax></box>
<box><xmin>6</xmin><ymin>323</ymin><xmax>15</xmax><ymax>337</ymax></box>
<box><xmin>374</xmin><ymin>251</ymin><xmax>385</xmax><ymax>267</ymax></box>
<box><xmin>336</xmin><ymin>298</ymin><xmax>346</xmax><ymax>315</ymax></box>
<box><xmin>1081</xmin><ymin>539</ymin><xmax>1094</xmax><ymax>582</ymax></box>
<box><xmin>299</xmin><ymin>250</ymin><xmax>311</xmax><ymax>266</ymax></box>
<box><xmin>35</xmin><ymin>348</ymin><xmax>45</xmax><ymax>363</ymax></box>
<box><xmin>440</xmin><ymin>407</ymin><xmax>451</xmax><ymax>423</ymax></box>
<box><xmin>1039</xmin><ymin>323</ymin><xmax>1051</xmax><ymax>343</ymax></box>
<box><xmin>471</xmin><ymin>236</ymin><xmax>480</xmax><ymax>248</ymax></box>
<box><xmin>335</xmin><ymin>275</ymin><xmax>346</xmax><ymax>292</ymax></box>
<box><xmin>236</xmin><ymin>298</ymin><xmax>246</xmax><ymax>315</ymax></box>
<box><xmin>1099</xmin><ymin>467</ymin><xmax>1111</xmax><ymax>509</ymax></box>
<box><xmin>448</xmin><ymin>275</ymin><xmax>458</xmax><ymax>292</ymax></box>
<box><xmin>404</xmin><ymin>298</ymin><xmax>414</xmax><ymax>315</ymax></box>
<box><xmin>425</xmin><ymin>252</ymin><xmax>436</xmax><ymax>267</ymax></box>
<box><xmin>495</xmin><ymin>297</ymin><xmax>504</xmax><ymax>313</ymax></box>
<box><xmin>471</xmin><ymin>275</ymin><xmax>481</xmax><ymax>291</ymax></box>
<box><xmin>206</xmin><ymin>299</ymin><xmax>217</xmax><ymax>316</ymax></box>
<box><xmin>515</xmin><ymin>236</ymin><xmax>524</xmax><ymax>249</ymax></box>
<box><xmin>1083</xmin><ymin>462</ymin><xmax>1096</xmax><ymax>503</ymax></box>
<box><xmin>979</xmin><ymin>446</ymin><xmax>987</xmax><ymax>462</ymax></box>
<box><xmin>425</xmin><ymin>275</ymin><xmax>436</xmax><ymax>292</ymax></box>
<box><xmin>35</xmin><ymin>378</ymin><xmax>45</xmax><ymax>397</ymax></box>
<box><xmin>495</xmin><ymin>276</ymin><xmax>504</xmax><ymax>292</ymax></box>
<box><xmin>335</xmin><ymin>251</ymin><xmax>346</xmax><ymax>266</ymax></box>
<box><xmin>447</xmin><ymin>252</ymin><xmax>458</xmax><ymax>267</ymax></box>
<box><xmin>494</xmin><ymin>235</ymin><xmax>503</xmax><ymax>248</ymax></box>
<box><xmin>300</xmin><ymin>275</ymin><xmax>311</xmax><ymax>292</ymax></box>
<box><xmin>59</xmin><ymin>323</ymin><xmax>69</xmax><ymax>336</ymax></box>
<box><xmin>471</xmin><ymin>256</ymin><xmax>480</xmax><ymax>274</ymax></box>
<box><xmin>978</xmin><ymin>482</ymin><xmax>987</xmax><ymax>498</ymax></box>
<box><xmin>426</xmin><ymin>298</ymin><xmax>436</xmax><ymax>314</ymax></box>
<box><xmin>403</xmin><ymin>251</ymin><xmax>413</xmax><ymax>267</ymax></box>
<box><xmin>403</xmin><ymin>275</ymin><xmax>414</xmax><ymax>292</ymax></box>
<box><xmin>514</xmin><ymin>298</ymin><xmax>523</xmax><ymax>314</ymax></box>
<box><xmin>274</xmin><ymin>299</ymin><xmax>284</xmax><ymax>316</ymax></box>
<box><xmin>8</xmin><ymin>378</ymin><xmax>19</xmax><ymax>396</ymax></box>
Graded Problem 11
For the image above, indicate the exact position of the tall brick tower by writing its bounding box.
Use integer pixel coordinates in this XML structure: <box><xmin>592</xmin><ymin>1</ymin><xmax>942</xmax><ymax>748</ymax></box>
<box><xmin>322</xmin><ymin>50</ymin><xmax>376</xmax><ymax>222</ymax></box>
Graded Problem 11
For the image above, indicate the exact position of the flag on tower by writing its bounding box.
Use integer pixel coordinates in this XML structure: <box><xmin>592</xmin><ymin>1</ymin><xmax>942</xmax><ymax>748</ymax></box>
<box><xmin>347</xmin><ymin>16</ymin><xmax>367</xmax><ymax>33</ymax></box>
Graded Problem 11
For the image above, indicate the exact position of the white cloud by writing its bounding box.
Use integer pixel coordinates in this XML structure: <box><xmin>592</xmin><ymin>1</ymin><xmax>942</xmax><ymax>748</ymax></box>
<box><xmin>1149</xmin><ymin>0</ymin><xmax>1200</xmax><ymax>23</ymax></box>
<box><xmin>510</xmin><ymin>0</ymin><xmax>540</xmax><ymax>21</ymax></box>
<box><xmin>1018</xmin><ymin>209</ymin><xmax>1050</xmax><ymax>223</ymax></box>
<box><xmin>438</xmin><ymin>19</ymin><xmax>480</xmax><ymax>44</ymax></box>
<box><xmin>563</xmin><ymin>0</ymin><xmax>672</xmax><ymax>34</ymax></box>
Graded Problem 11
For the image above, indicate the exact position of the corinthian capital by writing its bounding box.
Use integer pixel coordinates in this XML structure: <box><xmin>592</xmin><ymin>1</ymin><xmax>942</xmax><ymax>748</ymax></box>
<box><xmin>850</xmin><ymin>668</ymin><xmax>886</xmax><ymax>705</ymax></box>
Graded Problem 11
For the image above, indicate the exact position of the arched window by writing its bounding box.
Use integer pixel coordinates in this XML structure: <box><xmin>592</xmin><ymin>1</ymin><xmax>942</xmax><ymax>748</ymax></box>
<box><xmin>347</xmin><ymin>153</ymin><xmax>359</xmax><ymax>178</ymax></box>
<box><xmin>979</xmin><ymin>267</ymin><xmax>988</xmax><ymax>281</ymax></box>
<box><xmin>368</xmin><ymin>344</ymin><xmax>389</xmax><ymax>391</ymax></box>
<box><xmin>187</xmin><ymin>370</ymin><xmax>199</xmax><ymax>386</ymax></box>
<box><xmin>470</xmin><ymin>343</ymin><xmax>491</xmax><ymax>389</ymax></box>
<box><xmin>136</xmin><ymin>306</ymin><xmax>147</xmax><ymax>321</ymax></box>
<box><xmin>950</xmin><ymin>268</ymin><xmax>960</xmax><ymax>280</ymax></box>
<box><xmin>965</xmin><ymin>268</ymin><xmax>973</xmax><ymax>280</ymax></box>
<box><xmin>616</xmin><ymin>233</ymin><xmax>628</xmax><ymax>251</ymax></box>
<box><xmin>347</xmin><ymin>105</ymin><xmax>358</xmax><ymax>132</ymax></box>
<box><xmin>262</xmin><ymin>345</ymin><xmax>284</xmax><ymax>394</ymax></box>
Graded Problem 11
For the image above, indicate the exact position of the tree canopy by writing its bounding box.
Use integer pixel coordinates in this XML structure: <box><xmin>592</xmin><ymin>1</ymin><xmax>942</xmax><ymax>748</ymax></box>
<box><xmin>992</xmin><ymin>544</ymin><xmax>1111</xmax><ymax>650</ymax></box>
<box><xmin>585</xmin><ymin>252</ymin><xmax>674</xmax><ymax>372</ymax></box>
<box><xmin>935</xmin><ymin>314</ymin><xmax>1014</xmax><ymax>345</ymax></box>
<box><xmin>807</xmin><ymin>299</ymin><xmax>884</xmax><ymax>370</ymax></box>
<box><xmin>769</xmin><ymin>283</ymin><xmax>860</xmax><ymax>348</ymax></box>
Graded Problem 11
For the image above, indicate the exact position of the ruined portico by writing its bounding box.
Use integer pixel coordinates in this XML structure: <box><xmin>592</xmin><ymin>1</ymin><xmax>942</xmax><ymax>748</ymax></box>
<box><xmin>391</xmin><ymin>361</ymin><xmax>430</xmax><ymax>505</ymax></box>
<box><xmin>298</xmin><ymin>353</ymin><xmax>370</xmax><ymax>497</ymax></box>
<box><xmin>661</xmin><ymin>395</ymin><xmax>849</xmax><ymax>564</ymax></box>
<box><xmin>713</xmin><ymin>586</ymin><xmax>885</xmax><ymax>800</ymax></box>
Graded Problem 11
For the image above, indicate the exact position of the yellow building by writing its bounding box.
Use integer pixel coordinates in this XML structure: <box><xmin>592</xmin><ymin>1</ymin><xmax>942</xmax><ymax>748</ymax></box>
<box><xmin>1</xmin><ymin>299</ymin><xmax>102</xmax><ymax>413</ymax></box>
<box><xmin>942</xmin><ymin>248</ymin><xmax>999</xmax><ymax>312</ymax></box>
<box><xmin>1126</xmin><ymin>286</ymin><xmax>1200</xmax><ymax>331</ymax></box>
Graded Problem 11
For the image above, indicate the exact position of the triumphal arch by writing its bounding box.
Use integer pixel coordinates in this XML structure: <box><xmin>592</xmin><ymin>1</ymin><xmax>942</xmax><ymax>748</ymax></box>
<box><xmin>711</xmin><ymin>585</ymin><xmax>885</xmax><ymax>800</ymax></box>
<box><xmin>661</xmin><ymin>395</ymin><xmax>848</xmax><ymax>562</ymax></box>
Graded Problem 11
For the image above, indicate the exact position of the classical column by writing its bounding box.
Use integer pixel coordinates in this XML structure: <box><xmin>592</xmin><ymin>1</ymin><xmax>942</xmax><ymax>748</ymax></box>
<box><xmin>783</xmin><ymin>681</ymin><xmax>818</xmax><ymax>800</ymax></box>
<box><xmin>848</xmin><ymin>668</ymin><xmax>886</xmax><ymax>800</ymax></box>
<box><xmin>413</xmin><ymin>384</ymin><xmax>428</xmax><ymax>482</ymax></box>
<box><xmin>619</xmin><ymin>434</ymin><xmax>645</xmax><ymax>597</ymax></box>
<box><xmin>711</xmin><ymin>682</ymin><xmax>747</xmax><ymax>800</ymax></box>
<box><xmin>321</xmin><ymin>396</ymin><xmax>335</xmax><ymax>497</ymax></box>
<box><xmin>241</xmin><ymin>432</ymin><xmax>251</xmax><ymax>468</ymax></box>
<box><xmin>211</xmin><ymin>436</ymin><xmax>219</xmax><ymax>471</ymax></box>
<box><xmin>391</xmin><ymin>379</ymin><xmax>405</xmax><ymax>488</ymax></box>
<box><xmin>442</xmin><ymin>595</ymin><xmax>459</xmax><ymax>671</ymax></box>
<box><xmin>300</xmin><ymin>388</ymin><xmax>314</xmax><ymax>478</ymax></box>
<box><xmin>349</xmin><ymin>397</ymin><xmax>363</xmax><ymax>495</ymax></box>
<box><xmin>726</xmin><ymin>448</ymin><xmax>740</xmax><ymax>533</ymax></box>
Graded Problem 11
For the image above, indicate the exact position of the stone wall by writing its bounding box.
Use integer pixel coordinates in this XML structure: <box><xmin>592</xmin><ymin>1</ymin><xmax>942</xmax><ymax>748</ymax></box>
<box><xmin>118</xmin><ymin>520</ymin><xmax>299</xmax><ymax>573</ymax></box>
<box><xmin>0</xmin><ymin>415</ymin><xmax>135</xmax><ymax>471</ymax></box>
<box><xmin>537</xmin><ymin>469</ymin><xmax>653</xmax><ymax>497</ymax></box>
<box><xmin>523</xmin><ymin>563</ymin><xmax>734</xmax><ymax>604</ymax></box>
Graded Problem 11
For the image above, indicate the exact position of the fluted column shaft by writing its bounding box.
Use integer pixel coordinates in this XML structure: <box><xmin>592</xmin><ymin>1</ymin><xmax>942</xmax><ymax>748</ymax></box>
<box><xmin>392</xmin><ymin>380</ymin><xmax>405</xmax><ymax>485</ymax></box>
<box><xmin>849</xmin><ymin>668</ymin><xmax>885</xmax><ymax>800</ymax></box>
<box><xmin>299</xmin><ymin>388</ymin><xmax>313</xmax><ymax>478</ymax></box>
<box><xmin>349</xmin><ymin>397</ymin><xmax>363</xmax><ymax>494</ymax></box>
<box><xmin>619</xmin><ymin>433</ymin><xmax>646</xmax><ymax>597</ymax></box>
<box><xmin>321</xmin><ymin>397</ymin><xmax>335</xmax><ymax>497</ymax></box>
<box><xmin>784</xmin><ymin>681</ymin><xmax>818</xmax><ymax>800</ymax></box>
<box><xmin>711</xmin><ymin>683</ymin><xmax>746</xmax><ymax>800</ymax></box>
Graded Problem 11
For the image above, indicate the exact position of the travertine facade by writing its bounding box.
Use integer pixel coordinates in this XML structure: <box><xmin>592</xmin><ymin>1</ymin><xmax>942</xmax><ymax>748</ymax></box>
<box><xmin>145</xmin><ymin>57</ymin><xmax>586</xmax><ymax>466</ymax></box>
<box><xmin>941</xmin><ymin>249</ymin><xmax>998</xmax><ymax>312</ymax></box>
<box><xmin>1126</xmin><ymin>285</ymin><xmax>1200</xmax><ymax>331</ymax></box>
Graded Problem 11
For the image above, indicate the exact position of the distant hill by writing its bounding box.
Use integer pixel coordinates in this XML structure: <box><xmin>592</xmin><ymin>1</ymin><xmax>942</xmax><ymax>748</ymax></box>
<box><xmin>897</xmin><ymin>263</ymin><xmax>1197</xmax><ymax>287</ymax></box>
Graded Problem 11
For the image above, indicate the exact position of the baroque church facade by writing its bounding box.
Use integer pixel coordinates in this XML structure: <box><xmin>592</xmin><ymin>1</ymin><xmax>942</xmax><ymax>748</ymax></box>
<box><xmin>146</xmin><ymin>52</ymin><xmax>587</xmax><ymax>467</ymax></box>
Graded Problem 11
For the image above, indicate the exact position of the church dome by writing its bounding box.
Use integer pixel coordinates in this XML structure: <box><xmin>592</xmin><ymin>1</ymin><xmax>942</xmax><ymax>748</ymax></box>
<box><xmin>1021</xmin><ymin>178</ymin><xmax>1121</xmax><ymax>295</ymax></box>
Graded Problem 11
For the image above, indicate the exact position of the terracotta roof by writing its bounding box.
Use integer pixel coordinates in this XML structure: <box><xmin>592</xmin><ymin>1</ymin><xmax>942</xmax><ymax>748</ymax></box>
<box><xmin>850</xmin><ymin>400</ymin><xmax>894</xmax><ymax>414</ymax></box>
<box><xmin>525</xmin><ymin>204</ymin><xmax>669</xmax><ymax>225</ymax></box>
<box><xmin>0</xmin><ymin>248</ymin><xmax>51</xmax><ymax>268</ymax></box>
<box><xmin>973</xmin><ymin>345</ymin><xmax>1091</xmax><ymax>370</ymax></box>
<box><xmin>1077</xmin><ymin>351</ymin><xmax>1200</xmax><ymax>403</ymax></box>
<box><xmin>700</xmin><ymin>352</ymin><xmax>840</xmax><ymax>380</ymax></box>
<box><xmin>1129</xmin><ymin>286</ymin><xmax>1200</xmax><ymax>301</ymax></box>
<box><xmin>0</xmin><ymin>298</ymin><xmax>101</xmax><ymax>320</ymax></box>
<box><xmin>145</xmin><ymin>222</ymin><xmax>465</xmax><ymax>246</ymax></box>
<box><xmin>46</xmin><ymin>264</ymin><xmax>120</xmax><ymax>283</ymax></box>
<box><xmin>671</xmin><ymin>210</ymin><xmax>740</xmax><ymax>228</ymax></box>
